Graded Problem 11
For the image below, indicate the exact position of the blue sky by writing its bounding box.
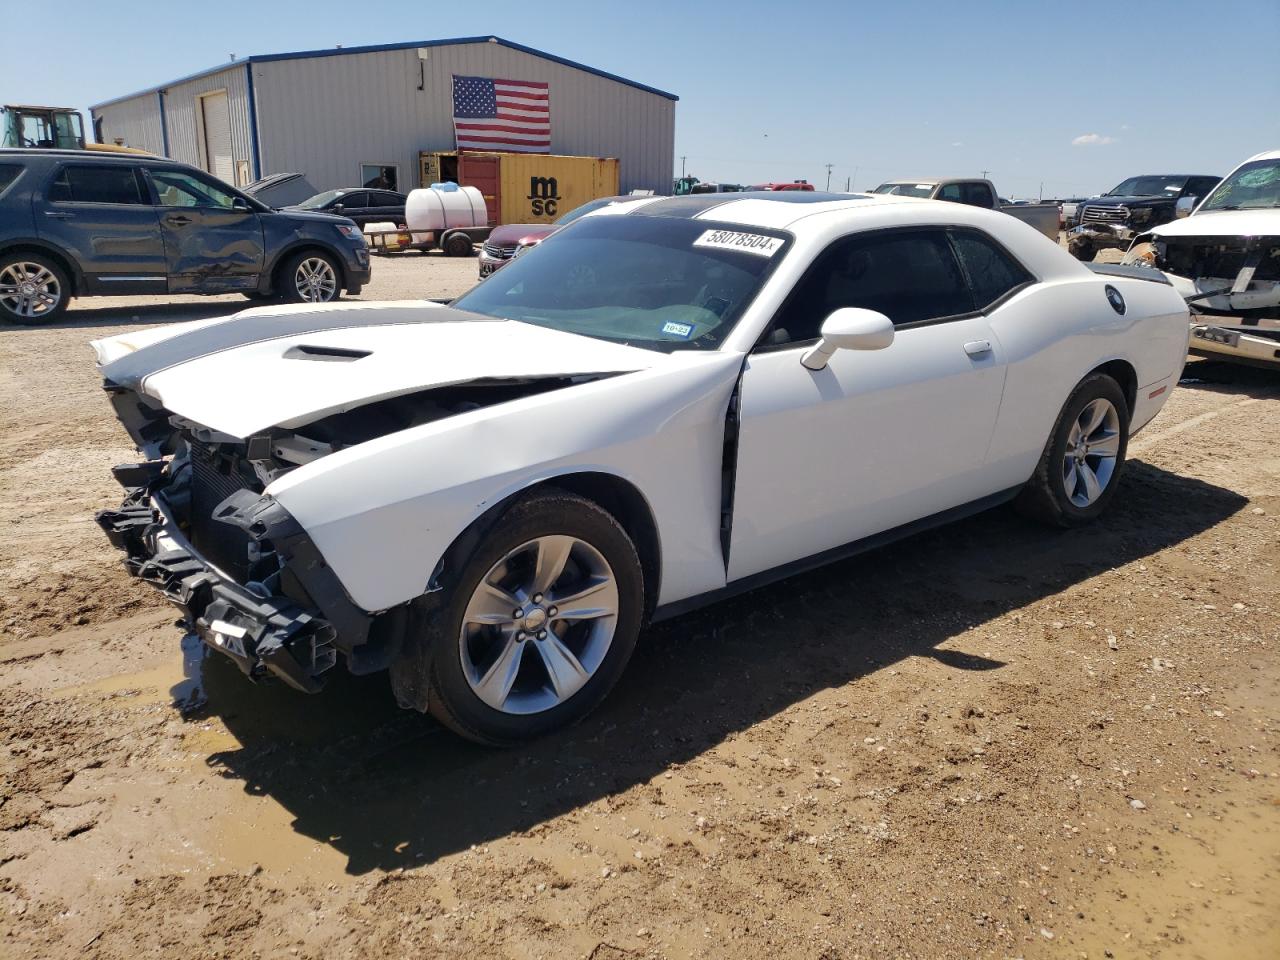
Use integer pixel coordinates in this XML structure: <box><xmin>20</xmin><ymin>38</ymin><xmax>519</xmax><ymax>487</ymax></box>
<box><xmin>5</xmin><ymin>0</ymin><xmax>1278</xmax><ymax>197</ymax></box>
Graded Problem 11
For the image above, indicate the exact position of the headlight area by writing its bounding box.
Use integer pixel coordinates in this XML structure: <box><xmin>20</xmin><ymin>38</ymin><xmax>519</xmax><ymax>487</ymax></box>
<box><xmin>94</xmin><ymin>427</ymin><xmax>403</xmax><ymax>692</ymax></box>
<box><xmin>334</xmin><ymin>222</ymin><xmax>365</xmax><ymax>242</ymax></box>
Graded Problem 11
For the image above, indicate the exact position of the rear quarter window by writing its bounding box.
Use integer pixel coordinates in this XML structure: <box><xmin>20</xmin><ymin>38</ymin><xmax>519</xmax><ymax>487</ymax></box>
<box><xmin>0</xmin><ymin>163</ymin><xmax>22</xmax><ymax>196</ymax></box>
<box><xmin>948</xmin><ymin>229</ymin><xmax>1034</xmax><ymax>310</ymax></box>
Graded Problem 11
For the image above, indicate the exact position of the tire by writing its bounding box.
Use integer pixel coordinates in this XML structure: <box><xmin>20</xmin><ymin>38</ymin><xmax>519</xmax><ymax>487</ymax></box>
<box><xmin>0</xmin><ymin>253</ymin><xmax>70</xmax><ymax>325</ymax></box>
<box><xmin>1069</xmin><ymin>240</ymin><xmax>1096</xmax><ymax>262</ymax></box>
<box><xmin>1016</xmin><ymin>373</ymin><xmax>1130</xmax><ymax>528</ymax></box>
<box><xmin>442</xmin><ymin>232</ymin><xmax>474</xmax><ymax>258</ymax></box>
<box><xmin>278</xmin><ymin>250</ymin><xmax>341</xmax><ymax>304</ymax></box>
<box><xmin>394</xmin><ymin>489</ymin><xmax>644</xmax><ymax>746</ymax></box>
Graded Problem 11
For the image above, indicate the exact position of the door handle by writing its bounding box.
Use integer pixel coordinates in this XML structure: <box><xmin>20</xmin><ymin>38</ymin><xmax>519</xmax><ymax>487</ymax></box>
<box><xmin>963</xmin><ymin>340</ymin><xmax>993</xmax><ymax>357</ymax></box>
<box><xmin>43</xmin><ymin>210</ymin><xmax>75</xmax><ymax>220</ymax></box>
<box><xmin>165</xmin><ymin>214</ymin><xmax>193</xmax><ymax>226</ymax></box>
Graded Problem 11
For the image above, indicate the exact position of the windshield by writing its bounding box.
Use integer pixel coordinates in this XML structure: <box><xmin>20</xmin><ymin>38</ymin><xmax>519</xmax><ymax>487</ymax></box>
<box><xmin>452</xmin><ymin>215</ymin><xmax>790</xmax><ymax>352</ymax></box>
<box><xmin>1199</xmin><ymin>159</ymin><xmax>1280</xmax><ymax>211</ymax></box>
<box><xmin>873</xmin><ymin>182</ymin><xmax>935</xmax><ymax>198</ymax></box>
<box><xmin>554</xmin><ymin>197</ymin><xmax>616</xmax><ymax>225</ymax></box>
<box><xmin>1106</xmin><ymin>176</ymin><xmax>1187</xmax><ymax>197</ymax></box>
<box><xmin>297</xmin><ymin>190</ymin><xmax>343</xmax><ymax>210</ymax></box>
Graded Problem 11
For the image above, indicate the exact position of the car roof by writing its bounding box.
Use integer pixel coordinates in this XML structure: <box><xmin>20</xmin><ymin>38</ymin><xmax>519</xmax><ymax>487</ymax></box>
<box><xmin>607</xmin><ymin>190</ymin><xmax>919</xmax><ymax>229</ymax></box>
<box><xmin>0</xmin><ymin>147</ymin><xmax>176</xmax><ymax>164</ymax></box>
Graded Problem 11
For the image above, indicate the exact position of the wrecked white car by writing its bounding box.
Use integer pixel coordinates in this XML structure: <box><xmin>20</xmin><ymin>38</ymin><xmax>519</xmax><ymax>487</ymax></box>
<box><xmin>95</xmin><ymin>192</ymin><xmax>1189</xmax><ymax>744</ymax></box>
<box><xmin>1125</xmin><ymin>148</ymin><xmax>1280</xmax><ymax>368</ymax></box>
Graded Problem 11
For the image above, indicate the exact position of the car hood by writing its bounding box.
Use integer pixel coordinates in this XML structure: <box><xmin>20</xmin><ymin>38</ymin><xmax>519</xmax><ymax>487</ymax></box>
<box><xmin>91</xmin><ymin>301</ymin><xmax>665</xmax><ymax>439</ymax></box>
<box><xmin>488</xmin><ymin>223</ymin><xmax>559</xmax><ymax>246</ymax></box>
<box><xmin>1148</xmin><ymin>208</ymin><xmax>1280</xmax><ymax>239</ymax></box>
<box><xmin>264</xmin><ymin>207</ymin><xmax>353</xmax><ymax>225</ymax></box>
<box><xmin>1087</xmin><ymin>194</ymin><xmax>1174</xmax><ymax>207</ymax></box>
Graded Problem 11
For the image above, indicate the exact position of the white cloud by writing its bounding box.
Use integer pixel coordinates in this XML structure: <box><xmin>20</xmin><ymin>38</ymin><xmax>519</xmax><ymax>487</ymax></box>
<box><xmin>1072</xmin><ymin>133</ymin><xmax>1116</xmax><ymax>147</ymax></box>
<box><xmin>951</xmin><ymin>141</ymin><xmax>964</xmax><ymax>147</ymax></box>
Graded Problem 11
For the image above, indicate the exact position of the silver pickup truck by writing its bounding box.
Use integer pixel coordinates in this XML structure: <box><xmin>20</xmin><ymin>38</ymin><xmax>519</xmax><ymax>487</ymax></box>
<box><xmin>872</xmin><ymin>178</ymin><xmax>1061</xmax><ymax>240</ymax></box>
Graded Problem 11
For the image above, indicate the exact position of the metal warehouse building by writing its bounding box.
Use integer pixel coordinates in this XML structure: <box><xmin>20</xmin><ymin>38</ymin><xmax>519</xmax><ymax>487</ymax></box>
<box><xmin>89</xmin><ymin>35</ymin><xmax>677</xmax><ymax>196</ymax></box>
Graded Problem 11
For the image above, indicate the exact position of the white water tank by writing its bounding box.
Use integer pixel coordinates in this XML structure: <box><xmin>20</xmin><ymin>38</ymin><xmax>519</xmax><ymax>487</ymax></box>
<box><xmin>405</xmin><ymin>183</ymin><xmax>488</xmax><ymax>242</ymax></box>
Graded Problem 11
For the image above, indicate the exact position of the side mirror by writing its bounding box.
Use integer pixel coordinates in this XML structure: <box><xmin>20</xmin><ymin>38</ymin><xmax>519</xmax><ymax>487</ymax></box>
<box><xmin>231</xmin><ymin>196</ymin><xmax>251</xmax><ymax>211</ymax></box>
<box><xmin>800</xmin><ymin>307</ymin><xmax>894</xmax><ymax>370</ymax></box>
<box><xmin>332</xmin><ymin>203</ymin><xmax>344</xmax><ymax>214</ymax></box>
<box><xmin>1176</xmin><ymin>196</ymin><xmax>1197</xmax><ymax>218</ymax></box>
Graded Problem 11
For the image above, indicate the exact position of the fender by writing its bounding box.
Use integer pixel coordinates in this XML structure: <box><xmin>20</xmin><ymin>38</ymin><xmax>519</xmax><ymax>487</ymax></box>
<box><xmin>0</xmin><ymin>237</ymin><xmax>86</xmax><ymax>294</ymax></box>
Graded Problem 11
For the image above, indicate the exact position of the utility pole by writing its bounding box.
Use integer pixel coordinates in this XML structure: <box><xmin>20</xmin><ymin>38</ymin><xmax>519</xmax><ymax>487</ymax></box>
<box><xmin>980</xmin><ymin>169</ymin><xmax>990</xmax><ymax>180</ymax></box>
<box><xmin>680</xmin><ymin>155</ymin><xmax>687</xmax><ymax>177</ymax></box>
<box><xmin>824</xmin><ymin>163</ymin><xmax>833</xmax><ymax>190</ymax></box>
<box><xmin>852</xmin><ymin>166</ymin><xmax>859</xmax><ymax>191</ymax></box>
<box><xmin>844</xmin><ymin>176</ymin><xmax>850</xmax><ymax>192</ymax></box>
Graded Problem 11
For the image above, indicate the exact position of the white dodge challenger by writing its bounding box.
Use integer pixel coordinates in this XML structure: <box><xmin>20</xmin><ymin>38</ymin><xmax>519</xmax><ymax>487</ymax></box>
<box><xmin>94</xmin><ymin>192</ymin><xmax>1190</xmax><ymax>743</ymax></box>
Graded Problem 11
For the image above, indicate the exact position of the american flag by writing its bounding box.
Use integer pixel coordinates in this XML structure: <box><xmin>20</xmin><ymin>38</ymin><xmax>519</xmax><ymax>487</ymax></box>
<box><xmin>452</xmin><ymin>75</ymin><xmax>551</xmax><ymax>153</ymax></box>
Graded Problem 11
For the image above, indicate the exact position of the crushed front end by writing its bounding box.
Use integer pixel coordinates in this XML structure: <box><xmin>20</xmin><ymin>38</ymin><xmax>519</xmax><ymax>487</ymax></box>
<box><xmin>95</xmin><ymin>387</ymin><xmax>377</xmax><ymax>692</ymax></box>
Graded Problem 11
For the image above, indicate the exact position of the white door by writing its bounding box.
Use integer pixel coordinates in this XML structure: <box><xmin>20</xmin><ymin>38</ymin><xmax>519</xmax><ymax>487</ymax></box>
<box><xmin>727</xmin><ymin>228</ymin><xmax>1012</xmax><ymax>581</ymax></box>
<box><xmin>200</xmin><ymin>91</ymin><xmax>234</xmax><ymax>185</ymax></box>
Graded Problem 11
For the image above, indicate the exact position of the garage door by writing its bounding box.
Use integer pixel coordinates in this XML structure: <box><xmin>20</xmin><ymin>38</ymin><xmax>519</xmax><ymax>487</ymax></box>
<box><xmin>200</xmin><ymin>92</ymin><xmax>235</xmax><ymax>184</ymax></box>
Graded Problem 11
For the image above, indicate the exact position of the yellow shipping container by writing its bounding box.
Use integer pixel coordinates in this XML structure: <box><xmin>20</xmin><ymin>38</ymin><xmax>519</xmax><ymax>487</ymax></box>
<box><xmin>419</xmin><ymin>151</ymin><xmax>620</xmax><ymax>226</ymax></box>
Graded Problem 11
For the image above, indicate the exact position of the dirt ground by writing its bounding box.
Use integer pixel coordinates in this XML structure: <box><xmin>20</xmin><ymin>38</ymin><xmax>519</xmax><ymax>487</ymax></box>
<box><xmin>1</xmin><ymin>251</ymin><xmax>1277</xmax><ymax>960</ymax></box>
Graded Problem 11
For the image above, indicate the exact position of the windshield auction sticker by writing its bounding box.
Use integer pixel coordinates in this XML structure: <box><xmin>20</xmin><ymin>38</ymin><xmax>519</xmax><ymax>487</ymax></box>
<box><xmin>693</xmin><ymin>229</ymin><xmax>784</xmax><ymax>257</ymax></box>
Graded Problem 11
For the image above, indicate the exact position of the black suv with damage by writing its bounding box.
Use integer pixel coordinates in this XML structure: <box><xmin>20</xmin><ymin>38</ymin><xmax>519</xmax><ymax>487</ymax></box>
<box><xmin>0</xmin><ymin>149</ymin><xmax>371</xmax><ymax>325</ymax></box>
<box><xmin>1068</xmin><ymin>173</ymin><xmax>1220</xmax><ymax>262</ymax></box>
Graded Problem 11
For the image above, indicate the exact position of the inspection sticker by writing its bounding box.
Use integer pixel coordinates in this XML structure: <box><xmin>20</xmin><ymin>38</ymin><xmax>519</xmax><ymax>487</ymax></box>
<box><xmin>662</xmin><ymin>321</ymin><xmax>695</xmax><ymax>338</ymax></box>
<box><xmin>693</xmin><ymin>229</ymin><xmax>783</xmax><ymax>257</ymax></box>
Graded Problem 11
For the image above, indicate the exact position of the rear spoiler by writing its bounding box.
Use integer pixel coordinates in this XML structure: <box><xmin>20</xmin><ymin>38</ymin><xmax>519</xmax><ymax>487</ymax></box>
<box><xmin>1086</xmin><ymin>262</ymin><xmax>1171</xmax><ymax>285</ymax></box>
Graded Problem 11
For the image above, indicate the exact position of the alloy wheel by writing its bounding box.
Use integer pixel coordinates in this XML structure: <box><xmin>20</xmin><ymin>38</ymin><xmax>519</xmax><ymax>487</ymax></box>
<box><xmin>459</xmin><ymin>535</ymin><xmax>619</xmax><ymax>715</ymax></box>
<box><xmin>293</xmin><ymin>257</ymin><xmax>337</xmax><ymax>302</ymax></box>
<box><xmin>1062</xmin><ymin>397</ymin><xmax>1121</xmax><ymax>507</ymax></box>
<box><xmin>0</xmin><ymin>261</ymin><xmax>62</xmax><ymax>319</ymax></box>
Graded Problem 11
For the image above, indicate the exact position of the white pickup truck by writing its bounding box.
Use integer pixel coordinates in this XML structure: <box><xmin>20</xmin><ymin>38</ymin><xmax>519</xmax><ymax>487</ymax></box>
<box><xmin>872</xmin><ymin>178</ymin><xmax>1061</xmax><ymax>240</ymax></box>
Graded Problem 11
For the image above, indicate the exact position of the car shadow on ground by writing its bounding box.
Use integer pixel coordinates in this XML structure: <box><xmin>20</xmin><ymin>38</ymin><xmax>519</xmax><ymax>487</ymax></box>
<box><xmin>8</xmin><ymin>299</ymin><xmax>247</xmax><ymax>331</ymax></box>
<box><xmin>173</xmin><ymin>459</ymin><xmax>1247</xmax><ymax>874</ymax></box>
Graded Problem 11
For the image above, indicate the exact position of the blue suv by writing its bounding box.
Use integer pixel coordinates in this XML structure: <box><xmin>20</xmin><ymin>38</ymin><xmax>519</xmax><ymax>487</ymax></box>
<box><xmin>0</xmin><ymin>149</ymin><xmax>371</xmax><ymax>324</ymax></box>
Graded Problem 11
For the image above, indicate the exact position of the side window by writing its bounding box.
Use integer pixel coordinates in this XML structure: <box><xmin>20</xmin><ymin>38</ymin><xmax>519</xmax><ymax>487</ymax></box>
<box><xmin>949</xmin><ymin>229</ymin><xmax>1034</xmax><ymax>311</ymax></box>
<box><xmin>768</xmin><ymin>230</ymin><xmax>974</xmax><ymax>345</ymax></box>
<box><xmin>149</xmin><ymin>168</ymin><xmax>239</xmax><ymax>209</ymax></box>
<box><xmin>371</xmin><ymin>191</ymin><xmax>401</xmax><ymax>208</ymax></box>
<box><xmin>336</xmin><ymin>192</ymin><xmax>368</xmax><ymax>209</ymax></box>
<box><xmin>0</xmin><ymin>164</ymin><xmax>22</xmax><ymax>196</ymax></box>
<box><xmin>961</xmin><ymin>182</ymin><xmax>995</xmax><ymax>207</ymax></box>
<box><xmin>1188</xmin><ymin>177</ymin><xmax>1218</xmax><ymax>200</ymax></box>
<box><xmin>48</xmin><ymin>165</ymin><xmax>145</xmax><ymax>204</ymax></box>
<box><xmin>937</xmin><ymin>183</ymin><xmax>962</xmax><ymax>203</ymax></box>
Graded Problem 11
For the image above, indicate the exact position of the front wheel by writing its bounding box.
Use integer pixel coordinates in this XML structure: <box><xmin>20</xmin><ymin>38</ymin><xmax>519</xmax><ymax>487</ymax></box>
<box><xmin>279</xmin><ymin>250</ymin><xmax>341</xmax><ymax>304</ymax></box>
<box><xmin>442</xmin><ymin>232</ymin><xmax>474</xmax><ymax>257</ymax></box>
<box><xmin>1017</xmin><ymin>373</ymin><xmax>1130</xmax><ymax>527</ymax></box>
<box><xmin>394</xmin><ymin>489</ymin><xmax>644</xmax><ymax>745</ymax></box>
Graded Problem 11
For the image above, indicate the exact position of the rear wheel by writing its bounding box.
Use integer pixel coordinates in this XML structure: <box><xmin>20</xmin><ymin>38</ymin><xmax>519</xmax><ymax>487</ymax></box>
<box><xmin>279</xmin><ymin>250</ymin><xmax>341</xmax><ymax>304</ymax></box>
<box><xmin>1017</xmin><ymin>373</ymin><xmax>1130</xmax><ymax>527</ymax></box>
<box><xmin>0</xmin><ymin>254</ymin><xmax>69</xmax><ymax>325</ymax></box>
<box><xmin>394</xmin><ymin>489</ymin><xmax>644</xmax><ymax>745</ymax></box>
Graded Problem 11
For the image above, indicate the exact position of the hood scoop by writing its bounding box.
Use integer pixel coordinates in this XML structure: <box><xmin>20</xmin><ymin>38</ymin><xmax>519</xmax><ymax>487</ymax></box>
<box><xmin>283</xmin><ymin>344</ymin><xmax>371</xmax><ymax>362</ymax></box>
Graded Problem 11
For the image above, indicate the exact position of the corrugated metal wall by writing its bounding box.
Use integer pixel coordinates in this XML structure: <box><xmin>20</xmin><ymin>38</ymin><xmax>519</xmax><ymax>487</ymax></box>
<box><xmin>91</xmin><ymin>65</ymin><xmax>255</xmax><ymax>181</ymax></box>
<box><xmin>161</xmin><ymin>66</ymin><xmax>254</xmax><ymax>179</ymax></box>
<box><xmin>253</xmin><ymin>42</ymin><xmax>674</xmax><ymax>194</ymax></box>
<box><xmin>91</xmin><ymin>94</ymin><xmax>165</xmax><ymax>155</ymax></box>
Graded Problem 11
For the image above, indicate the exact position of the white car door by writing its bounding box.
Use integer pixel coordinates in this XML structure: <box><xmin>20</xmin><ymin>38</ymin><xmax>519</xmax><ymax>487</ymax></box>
<box><xmin>727</xmin><ymin>227</ymin><xmax>1026</xmax><ymax>582</ymax></box>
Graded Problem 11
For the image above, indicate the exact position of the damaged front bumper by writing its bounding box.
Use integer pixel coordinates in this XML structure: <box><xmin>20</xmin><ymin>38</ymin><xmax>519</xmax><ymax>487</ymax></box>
<box><xmin>96</xmin><ymin>464</ymin><xmax>349</xmax><ymax>693</ymax></box>
<box><xmin>1070</xmin><ymin>223</ymin><xmax>1136</xmax><ymax>249</ymax></box>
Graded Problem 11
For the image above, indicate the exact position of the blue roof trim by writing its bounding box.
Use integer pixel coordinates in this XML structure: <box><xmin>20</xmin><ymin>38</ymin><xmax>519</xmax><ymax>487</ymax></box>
<box><xmin>89</xmin><ymin>35</ymin><xmax>678</xmax><ymax>111</ymax></box>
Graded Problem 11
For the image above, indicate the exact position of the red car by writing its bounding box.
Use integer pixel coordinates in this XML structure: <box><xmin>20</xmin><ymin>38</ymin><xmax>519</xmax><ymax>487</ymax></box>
<box><xmin>746</xmin><ymin>181</ymin><xmax>815</xmax><ymax>191</ymax></box>
<box><xmin>478</xmin><ymin>196</ymin><xmax>641</xmax><ymax>278</ymax></box>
